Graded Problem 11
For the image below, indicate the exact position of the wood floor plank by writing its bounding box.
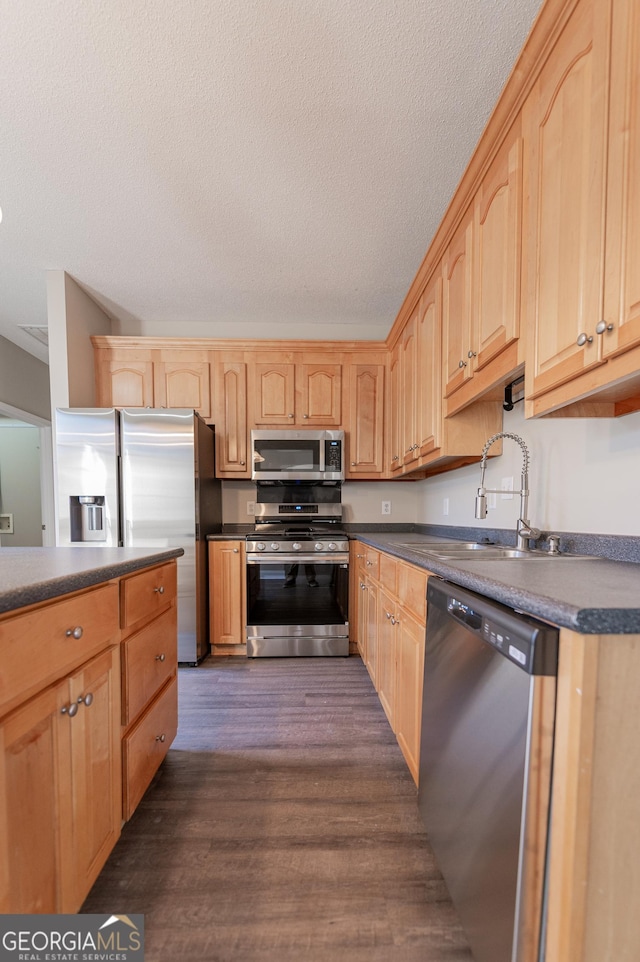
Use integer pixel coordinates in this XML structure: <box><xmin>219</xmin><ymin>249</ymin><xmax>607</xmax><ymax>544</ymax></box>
<box><xmin>82</xmin><ymin>656</ymin><xmax>472</xmax><ymax>961</ymax></box>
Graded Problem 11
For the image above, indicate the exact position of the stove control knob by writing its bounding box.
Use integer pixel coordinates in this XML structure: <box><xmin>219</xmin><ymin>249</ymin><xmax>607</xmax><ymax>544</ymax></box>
<box><xmin>315</xmin><ymin>542</ymin><xmax>325</xmax><ymax>551</ymax></box>
<box><xmin>328</xmin><ymin>542</ymin><xmax>337</xmax><ymax>551</ymax></box>
<box><xmin>292</xmin><ymin>542</ymin><xmax>302</xmax><ymax>551</ymax></box>
<box><xmin>270</xmin><ymin>542</ymin><xmax>280</xmax><ymax>551</ymax></box>
<box><xmin>256</xmin><ymin>542</ymin><xmax>266</xmax><ymax>551</ymax></box>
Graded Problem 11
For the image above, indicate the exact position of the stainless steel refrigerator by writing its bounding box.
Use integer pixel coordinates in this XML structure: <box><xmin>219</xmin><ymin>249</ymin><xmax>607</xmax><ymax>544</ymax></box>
<box><xmin>54</xmin><ymin>408</ymin><xmax>222</xmax><ymax>664</ymax></box>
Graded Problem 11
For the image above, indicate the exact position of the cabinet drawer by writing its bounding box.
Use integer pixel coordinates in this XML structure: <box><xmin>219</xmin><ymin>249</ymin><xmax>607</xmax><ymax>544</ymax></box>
<box><xmin>120</xmin><ymin>563</ymin><xmax>177</xmax><ymax>630</ymax></box>
<box><xmin>397</xmin><ymin>562</ymin><xmax>428</xmax><ymax>624</ymax></box>
<box><xmin>122</xmin><ymin>606</ymin><xmax>177</xmax><ymax>726</ymax></box>
<box><xmin>122</xmin><ymin>675</ymin><xmax>177</xmax><ymax>820</ymax></box>
<box><xmin>363</xmin><ymin>547</ymin><xmax>380</xmax><ymax>581</ymax></box>
<box><xmin>379</xmin><ymin>553</ymin><xmax>397</xmax><ymax>595</ymax></box>
<box><xmin>0</xmin><ymin>583</ymin><xmax>119</xmax><ymax>718</ymax></box>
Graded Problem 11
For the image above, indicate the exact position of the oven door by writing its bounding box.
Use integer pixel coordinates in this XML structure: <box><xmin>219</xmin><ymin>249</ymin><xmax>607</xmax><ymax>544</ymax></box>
<box><xmin>246</xmin><ymin>556</ymin><xmax>349</xmax><ymax>656</ymax></box>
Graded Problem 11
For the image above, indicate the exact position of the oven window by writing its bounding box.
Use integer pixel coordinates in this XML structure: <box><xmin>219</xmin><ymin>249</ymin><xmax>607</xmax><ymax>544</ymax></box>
<box><xmin>246</xmin><ymin>562</ymin><xmax>348</xmax><ymax>626</ymax></box>
<box><xmin>253</xmin><ymin>439</ymin><xmax>320</xmax><ymax>474</ymax></box>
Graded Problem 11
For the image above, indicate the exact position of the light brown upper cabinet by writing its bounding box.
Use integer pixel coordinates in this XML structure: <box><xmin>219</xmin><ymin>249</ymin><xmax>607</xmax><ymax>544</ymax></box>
<box><xmin>252</xmin><ymin>356</ymin><xmax>342</xmax><ymax>426</ymax></box>
<box><xmin>346</xmin><ymin>363</ymin><xmax>385</xmax><ymax>477</ymax></box>
<box><xmin>442</xmin><ymin>211</ymin><xmax>474</xmax><ymax>401</ymax></box>
<box><xmin>387</xmin><ymin>344</ymin><xmax>402</xmax><ymax>474</ymax></box>
<box><xmin>445</xmin><ymin>128</ymin><xmax>524</xmax><ymax>417</ymax></box>
<box><xmin>94</xmin><ymin>346</ymin><xmax>212</xmax><ymax>419</ymax></box>
<box><xmin>400</xmin><ymin>312</ymin><xmax>419</xmax><ymax>468</ymax></box>
<box><xmin>95</xmin><ymin>353</ymin><xmax>154</xmax><ymax>408</ymax></box>
<box><xmin>416</xmin><ymin>274</ymin><xmax>443</xmax><ymax>459</ymax></box>
<box><xmin>213</xmin><ymin>356</ymin><xmax>249</xmax><ymax>477</ymax></box>
<box><xmin>523</xmin><ymin>0</ymin><xmax>640</xmax><ymax>417</ymax></box>
<box><xmin>153</xmin><ymin>357</ymin><xmax>212</xmax><ymax>418</ymax></box>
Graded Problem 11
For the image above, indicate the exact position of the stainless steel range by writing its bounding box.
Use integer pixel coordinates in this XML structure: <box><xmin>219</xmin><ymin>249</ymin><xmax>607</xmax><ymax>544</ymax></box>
<box><xmin>245</xmin><ymin>483</ymin><xmax>349</xmax><ymax>657</ymax></box>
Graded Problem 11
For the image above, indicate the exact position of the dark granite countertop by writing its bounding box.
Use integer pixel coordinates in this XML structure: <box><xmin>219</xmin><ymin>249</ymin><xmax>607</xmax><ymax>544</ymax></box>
<box><xmin>0</xmin><ymin>547</ymin><xmax>184</xmax><ymax>615</ymax></box>
<box><xmin>351</xmin><ymin>531</ymin><xmax>640</xmax><ymax>634</ymax></box>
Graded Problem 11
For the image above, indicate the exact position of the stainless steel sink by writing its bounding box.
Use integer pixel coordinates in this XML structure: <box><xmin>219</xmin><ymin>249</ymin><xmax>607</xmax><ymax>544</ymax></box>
<box><xmin>391</xmin><ymin>541</ymin><xmax>596</xmax><ymax>561</ymax></box>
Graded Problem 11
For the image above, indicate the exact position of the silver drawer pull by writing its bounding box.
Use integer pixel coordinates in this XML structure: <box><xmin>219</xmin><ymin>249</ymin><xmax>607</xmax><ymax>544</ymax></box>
<box><xmin>458</xmin><ymin>359</ymin><xmax>467</xmax><ymax>368</ymax></box>
<box><xmin>78</xmin><ymin>693</ymin><xmax>94</xmax><ymax>707</ymax></box>
<box><xmin>576</xmin><ymin>332</ymin><xmax>593</xmax><ymax>346</ymax></box>
<box><xmin>155</xmin><ymin>733</ymin><xmax>166</xmax><ymax>743</ymax></box>
<box><xmin>65</xmin><ymin>626</ymin><xmax>83</xmax><ymax>639</ymax></box>
<box><xmin>61</xmin><ymin>702</ymin><xmax>79</xmax><ymax>717</ymax></box>
<box><xmin>154</xmin><ymin>586</ymin><xmax>165</xmax><ymax>594</ymax></box>
<box><xmin>155</xmin><ymin>653</ymin><xmax>166</xmax><ymax>662</ymax></box>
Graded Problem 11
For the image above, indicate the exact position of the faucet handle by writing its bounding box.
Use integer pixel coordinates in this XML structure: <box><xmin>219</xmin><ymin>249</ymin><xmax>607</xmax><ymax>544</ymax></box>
<box><xmin>475</xmin><ymin>489</ymin><xmax>488</xmax><ymax>519</ymax></box>
<box><xmin>547</xmin><ymin>535</ymin><xmax>561</xmax><ymax>554</ymax></box>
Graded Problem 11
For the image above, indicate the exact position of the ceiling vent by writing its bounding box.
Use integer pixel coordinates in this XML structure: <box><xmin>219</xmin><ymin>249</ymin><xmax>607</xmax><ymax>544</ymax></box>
<box><xmin>18</xmin><ymin>325</ymin><xmax>49</xmax><ymax>346</ymax></box>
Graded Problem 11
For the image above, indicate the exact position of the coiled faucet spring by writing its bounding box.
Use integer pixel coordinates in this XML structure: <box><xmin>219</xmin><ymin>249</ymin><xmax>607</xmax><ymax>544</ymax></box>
<box><xmin>475</xmin><ymin>432</ymin><xmax>540</xmax><ymax>551</ymax></box>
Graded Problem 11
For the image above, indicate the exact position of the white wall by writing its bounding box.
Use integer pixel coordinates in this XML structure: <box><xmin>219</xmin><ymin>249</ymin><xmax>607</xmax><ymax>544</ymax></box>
<box><xmin>47</xmin><ymin>271</ymin><xmax>113</xmax><ymax>410</ymax></box>
<box><xmin>0</xmin><ymin>336</ymin><xmax>50</xmax><ymax>420</ymax></box>
<box><xmin>0</xmin><ymin>422</ymin><xmax>43</xmax><ymax>546</ymax></box>
<box><xmin>416</xmin><ymin>404</ymin><xmax>640</xmax><ymax>537</ymax></box>
<box><xmin>221</xmin><ymin>479</ymin><xmax>420</xmax><ymax>525</ymax></box>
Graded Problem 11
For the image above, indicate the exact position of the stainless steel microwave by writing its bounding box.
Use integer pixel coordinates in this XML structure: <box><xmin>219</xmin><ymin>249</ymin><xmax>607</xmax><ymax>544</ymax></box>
<box><xmin>251</xmin><ymin>429</ymin><xmax>345</xmax><ymax>481</ymax></box>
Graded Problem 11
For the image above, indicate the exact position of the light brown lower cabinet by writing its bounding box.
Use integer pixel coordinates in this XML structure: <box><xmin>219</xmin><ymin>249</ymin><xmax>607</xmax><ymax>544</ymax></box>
<box><xmin>119</xmin><ymin>562</ymin><xmax>179</xmax><ymax>820</ymax></box>
<box><xmin>352</xmin><ymin>541</ymin><xmax>429</xmax><ymax>784</ymax></box>
<box><xmin>0</xmin><ymin>559</ymin><xmax>180</xmax><ymax>914</ymax></box>
<box><xmin>209</xmin><ymin>540</ymin><xmax>247</xmax><ymax>655</ymax></box>
<box><xmin>0</xmin><ymin>596</ymin><xmax>122</xmax><ymax>914</ymax></box>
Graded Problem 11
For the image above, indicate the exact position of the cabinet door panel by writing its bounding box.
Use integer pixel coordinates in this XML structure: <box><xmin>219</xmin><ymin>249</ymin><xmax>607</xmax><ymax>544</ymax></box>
<box><xmin>62</xmin><ymin>646</ymin><xmax>121</xmax><ymax>911</ymax></box>
<box><xmin>524</xmin><ymin>0</ymin><xmax>610</xmax><ymax>397</ymax></box>
<box><xmin>395</xmin><ymin>613</ymin><xmax>425</xmax><ymax>785</ymax></box>
<box><xmin>300</xmin><ymin>364</ymin><xmax>342</xmax><ymax>425</ymax></box>
<box><xmin>417</xmin><ymin>275</ymin><xmax>442</xmax><ymax>458</ymax></box>
<box><xmin>123</xmin><ymin>606</ymin><xmax>177</xmax><ymax>725</ymax></box>
<box><xmin>475</xmin><ymin>133</ymin><xmax>522</xmax><ymax>371</ymax></box>
<box><xmin>604</xmin><ymin>0</ymin><xmax>640</xmax><ymax>358</ymax></box>
<box><xmin>401</xmin><ymin>315</ymin><xmax>418</xmax><ymax>465</ymax></box>
<box><xmin>97</xmin><ymin>360</ymin><xmax>154</xmax><ymax>407</ymax></box>
<box><xmin>215</xmin><ymin>360</ymin><xmax>248</xmax><ymax>475</ymax></box>
<box><xmin>0</xmin><ymin>686</ymin><xmax>62</xmax><ymax>913</ymax></box>
<box><xmin>442</xmin><ymin>216</ymin><xmax>474</xmax><ymax>397</ymax></box>
<box><xmin>254</xmin><ymin>363</ymin><xmax>296</xmax><ymax>424</ymax></box>
<box><xmin>377</xmin><ymin>588</ymin><xmax>397</xmax><ymax>731</ymax></box>
<box><xmin>154</xmin><ymin>361</ymin><xmax>211</xmax><ymax>418</ymax></box>
<box><xmin>347</xmin><ymin>364</ymin><xmax>385</xmax><ymax>475</ymax></box>
<box><xmin>388</xmin><ymin>347</ymin><xmax>402</xmax><ymax>473</ymax></box>
<box><xmin>209</xmin><ymin>541</ymin><xmax>246</xmax><ymax>647</ymax></box>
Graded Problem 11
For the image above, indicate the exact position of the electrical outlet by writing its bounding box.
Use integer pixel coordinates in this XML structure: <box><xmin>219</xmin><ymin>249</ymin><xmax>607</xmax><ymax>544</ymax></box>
<box><xmin>381</xmin><ymin>500</ymin><xmax>391</xmax><ymax>515</ymax></box>
<box><xmin>443</xmin><ymin>498</ymin><xmax>449</xmax><ymax>516</ymax></box>
<box><xmin>246</xmin><ymin>501</ymin><xmax>255</xmax><ymax>515</ymax></box>
<box><xmin>501</xmin><ymin>477</ymin><xmax>514</xmax><ymax>500</ymax></box>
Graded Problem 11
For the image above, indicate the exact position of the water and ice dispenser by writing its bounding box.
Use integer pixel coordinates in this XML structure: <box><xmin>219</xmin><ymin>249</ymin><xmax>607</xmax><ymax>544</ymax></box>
<box><xmin>69</xmin><ymin>496</ymin><xmax>106</xmax><ymax>542</ymax></box>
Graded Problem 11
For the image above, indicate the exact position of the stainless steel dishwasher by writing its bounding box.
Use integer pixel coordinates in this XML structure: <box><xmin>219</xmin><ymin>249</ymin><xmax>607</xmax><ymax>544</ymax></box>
<box><xmin>418</xmin><ymin>579</ymin><xmax>558</xmax><ymax>962</ymax></box>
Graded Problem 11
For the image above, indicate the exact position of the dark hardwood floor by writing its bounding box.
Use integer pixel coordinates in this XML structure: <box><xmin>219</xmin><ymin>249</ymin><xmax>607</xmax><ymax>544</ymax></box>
<box><xmin>83</xmin><ymin>656</ymin><xmax>473</xmax><ymax>961</ymax></box>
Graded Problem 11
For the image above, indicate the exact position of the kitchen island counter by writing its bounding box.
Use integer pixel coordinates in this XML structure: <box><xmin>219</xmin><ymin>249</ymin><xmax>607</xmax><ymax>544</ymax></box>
<box><xmin>350</xmin><ymin>531</ymin><xmax>640</xmax><ymax>634</ymax></box>
<box><xmin>0</xmin><ymin>546</ymin><xmax>184</xmax><ymax>615</ymax></box>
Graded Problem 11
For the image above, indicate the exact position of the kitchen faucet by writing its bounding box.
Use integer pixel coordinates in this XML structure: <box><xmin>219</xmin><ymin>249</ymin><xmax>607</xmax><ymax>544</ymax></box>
<box><xmin>475</xmin><ymin>432</ymin><xmax>541</xmax><ymax>551</ymax></box>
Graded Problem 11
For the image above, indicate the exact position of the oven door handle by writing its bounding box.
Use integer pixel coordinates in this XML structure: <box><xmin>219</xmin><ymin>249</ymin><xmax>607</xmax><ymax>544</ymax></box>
<box><xmin>246</xmin><ymin>555</ymin><xmax>349</xmax><ymax>565</ymax></box>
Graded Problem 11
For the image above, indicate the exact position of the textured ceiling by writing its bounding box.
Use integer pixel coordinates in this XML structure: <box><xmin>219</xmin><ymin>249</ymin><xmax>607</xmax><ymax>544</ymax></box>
<box><xmin>0</xmin><ymin>0</ymin><xmax>543</xmax><ymax>364</ymax></box>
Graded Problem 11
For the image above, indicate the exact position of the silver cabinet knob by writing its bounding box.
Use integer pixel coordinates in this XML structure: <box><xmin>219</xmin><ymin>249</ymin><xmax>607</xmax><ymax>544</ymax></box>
<box><xmin>233</xmin><ymin>548</ymin><xmax>239</xmax><ymax>553</ymax></box>
<box><xmin>155</xmin><ymin>653</ymin><xmax>166</xmax><ymax>662</ymax></box>
<box><xmin>385</xmin><ymin>611</ymin><xmax>391</xmax><ymax>619</ymax></box>
<box><xmin>154</xmin><ymin>586</ymin><xmax>165</xmax><ymax>594</ymax></box>
<box><xmin>155</xmin><ymin>733</ymin><xmax>166</xmax><ymax>743</ymax></box>
<box><xmin>240</xmin><ymin>461</ymin><xmax>246</xmax><ymax>466</ymax></box>
<box><xmin>467</xmin><ymin>350</ymin><xmax>477</xmax><ymax>358</ymax></box>
<box><xmin>595</xmin><ymin>321</ymin><xmax>614</xmax><ymax>335</ymax></box>
<box><xmin>392</xmin><ymin>454</ymin><xmax>399</xmax><ymax>462</ymax></box>
<box><xmin>65</xmin><ymin>626</ymin><xmax>83</xmax><ymax>639</ymax></box>
<box><xmin>351</xmin><ymin>461</ymin><xmax>356</xmax><ymax>466</ymax></box>
<box><xmin>576</xmin><ymin>332</ymin><xmax>593</xmax><ymax>346</ymax></box>
<box><xmin>78</xmin><ymin>692</ymin><xmax>93</xmax><ymax>707</ymax></box>
<box><xmin>458</xmin><ymin>359</ymin><xmax>467</xmax><ymax>368</ymax></box>
<box><xmin>288</xmin><ymin>413</ymin><xmax>294</xmax><ymax>418</ymax></box>
<box><xmin>303</xmin><ymin>414</ymin><xmax>309</xmax><ymax>418</ymax></box>
<box><xmin>61</xmin><ymin>702</ymin><xmax>79</xmax><ymax>717</ymax></box>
